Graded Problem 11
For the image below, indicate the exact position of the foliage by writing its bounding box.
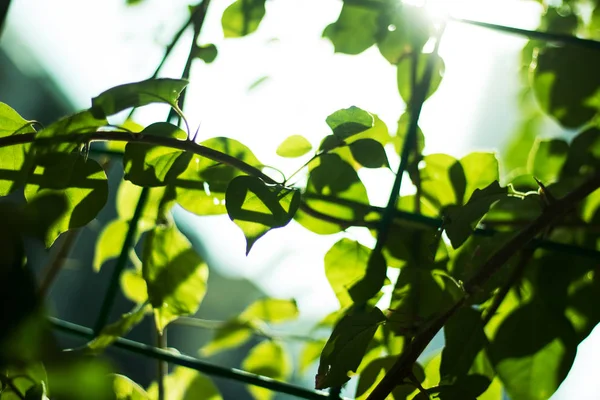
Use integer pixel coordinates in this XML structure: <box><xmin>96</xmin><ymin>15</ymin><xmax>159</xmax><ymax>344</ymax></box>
<box><xmin>1</xmin><ymin>1</ymin><xmax>600</xmax><ymax>400</ymax></box>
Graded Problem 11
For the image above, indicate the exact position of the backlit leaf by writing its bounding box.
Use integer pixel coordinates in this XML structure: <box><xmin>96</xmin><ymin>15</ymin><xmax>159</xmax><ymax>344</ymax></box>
<box><xmin>420</xmin><ymin>154</ymin><xmax>466</xmax><ymax>209</ymax></box>
<box><xmin>324</xmin><ymin>239</ymin><xmax>371</xmax><ymax>307</ymax></box>
<box><xmin>397</xmin><ymin>52</ymin><xmax>445</xmax><ymax>104</ymax></box>
<box><xmin>200</xmin><ymin>319</ymin><xmax>253</xmax><ymax>357</ymax></box>
<box><xmin>0</xmin><ymin>102</ymin><xmax>35</xmax><ymax>196</ymax></box>
<box><xmin>299</xmin><ymin>339</ymin><xmax>326</xmax><ymax>374</ymax></box>
<box><xmin>276</xmin><ymin>135</ymin><xmax>312</xmax><ymax>158</ymax></box>
<box><xmin>143</xmin><ymin>225</ymin><xmax>208</xmax><ymax>333</ymax></box>
<box><xmin>91</xmin><ymin>78</ymin><xmax>188</xmax><ymax>118</ymax></box>
<box><xmin>377</xmin><ymin>5</ymin><xmax>431</xmax><ymax>63</ymax></box>
<box><xmin>460</xmin><ymin>152</ymin><xmax>499</xmax><ymax>202</ymax></box>
<box><xmin>323</xmin><ymin>3</ymin><xmax>378</xmax><ymax>55</ymax></box>
<box><xmin>326</xmin><ymin>106</ymin><xmax>374</xmax><ymax>140</ymax></box>
<box><xmin>87</xmin><ymin>303</ymin><xmax>149</xmax><ymax>352</ymax></box>
<box><xmin>240</xmin><ymin>298</ymin><xmax>299</xmax><ymax>323</ymax></box>
<box><xmin>147</xmin><ymin>367</ymin><xmax>222</xmax><ymax>400</ymax></box>
<box><xmin>356</xmin><ymin>357</ymin><xmax>423</xmax><ymax>400</ymax></box>
<box><xmin>112</xmin><ymin>374</ymin><xmax>149</xmax><ymax>400</ymax></box>
<box><xmin>349</xmin><ymin>139</ymin><xmax>389</xmax><ymax>168</ymax></box>
<box><xmin>93</xmin><ymin>219</ymin><xmax>130</xmax><ymax>272</ymax></box>
<box><xmin>242</xmin><ymin>341</ymin><xmax>291</xmax><ymax>400</ymax></box>
<box><xmin>121</xmin><ymin>269</ymin><xmax>148</xmax><ymax>304</ymax></box>
<box><xmin>528</xmin><ymin>138</ymin><xmax>569</xmax><ymax>184</ymax></box>
<box><xmin>222</xmin><ymin>0</ymin><xmax>266</xmax><ymax>38</ymax></box>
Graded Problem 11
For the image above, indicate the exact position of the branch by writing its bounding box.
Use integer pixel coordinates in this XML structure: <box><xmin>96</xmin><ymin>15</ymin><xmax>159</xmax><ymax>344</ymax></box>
<box><xmin>366</xmin><ymin>171</ymin><xmax>600</xmax><ymax>400</ymax></box>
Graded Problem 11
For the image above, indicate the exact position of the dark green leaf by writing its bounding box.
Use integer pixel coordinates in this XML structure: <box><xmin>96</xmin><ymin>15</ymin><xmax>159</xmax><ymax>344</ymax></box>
<box><xmin>349</xmin><ymin>139</ymin><xmax>389</xmax><ymax>168</ymax></box>
<box><xmin>440</xmin><ymin>308</ymin><xmax>487</xmax><ymax>381</ymax></box>
<box><xmin>348</xmin><ymin>250</ymin><xmax>388</xmax><ymax>305</ymax></box>
<box><xmin>200</xmin><ymin>319</ymin><xmax>253</xmax><ymax>357</ymax></box>
<box><xmin>24</xmin><ymin>156</ymin><xmax>108</xmax><ymax>247</ymax></box>
<box><xmin>87</xmin><ymin>304</ymin><xmax>149</xmax><ymax>353</ymax></box>
<box><xmin>194</xmin><ymin>44</ymin><xmax>218</xmax><ymax>64</ymax></box>
<box><xmin>326</xmin><ymin>106</ymin><xmax>374</xmax><ymax>140</ymax></box>
<box><xmin>226</xmin><ymin>176</ymin><xmax>300</xmax><ymax>254</ymax></box>
<box><xmin>93</xmin><ymin>219</ymin><xmax>130</xmax><ymax>272</ymax></box>
<box><xmin>356</xmin><ymin>357</ymin><xmax>423</xmax><ymax>399</ymax></box>
<box><xmin>46</xmin><ymin>358</ymin><xmax>113</xmax><ymax>400</ymax></box>
<box><xmin>276</xmin><ymin>135</ymin><xmax>312</xmax><ymax>158</ymax></box>
<box><xmin>532</xmin><ymin>45</ymin><xmax>600</xmax><ymax>128</ymax></box>
<box><xmin>397</xmin><ymin>52</ymin><xmax>445</xmax><ymax>104</ymax></box>
<box><xmin>444</xmin><ymin>181</ymin><xmax>509</xmax><ymax>248</ymax></box>
<box><xmin>143</xmin><ymin>225</ymin><xmax>208</xmax><ymax>332</ymax></box>
<box><xmin>316</xmin><ymin>307</ymin><xmax>386</xmax><ymax>389</ymax></box>
<box><xmin>242</xmin><ymin>341</ymin><xmax>291</xmax><ymax>400</ymax></box>
<box><xmin>221</xmin><ymin>0</ymin><xmax>266</xmax><ymax>38</ymax></box>
<box><xmin>123</xmin><ymin>122</ymin><xmax>190</xmax><ymax>187</ymax></box>
<box><xmin>90</xmin><ymin>78</ymin><xmax>188</xmax><ymax>118</ymax></box>
<box><xmin>437</xmin><ymin>374</ymin><xmax>491</xmax><ymax>400</ymax></box>
<box><xmin>111</xmin><ymin>374</ymin><xmax>149</xmax><ymax>400</ymax></box>
<box><xmin>323</xmin><ymin>3</ymin><xmax>379</xmax><ymax>55</ymax></box>
<box><xmin>240</xmin><ymin>298</ymin><xmax>299</xmax><ymax>323</ymax></box>
<box><xmin>529</xmin><ymin>139</ymin><xmax>569</xmax><ymax>183</ymax></box>
<box><xmin>0</xmin><ymin>103</ymin><xmax>35</xmax><ymax>196</ymax></box>
<box><xmin>147</xmin><ymin>367</ymin><xmax>222</xmax><ymax>400</ymax></box>
<box><xmin>562</xmin><ymin>127</ymin><xmax>600</xmax><ymax>177</ymax></box>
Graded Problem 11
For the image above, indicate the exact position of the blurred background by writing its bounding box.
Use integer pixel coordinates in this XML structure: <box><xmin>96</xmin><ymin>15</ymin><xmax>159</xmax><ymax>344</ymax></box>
<box><xmin>0</xmin><ymin>0</ymin><xmax>596</xmax><ymax>398</ymax></box>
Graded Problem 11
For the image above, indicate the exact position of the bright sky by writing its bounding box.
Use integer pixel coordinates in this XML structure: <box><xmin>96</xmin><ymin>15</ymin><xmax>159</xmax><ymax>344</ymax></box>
<box><xmin>3</xmin><ymin>0</ymin><xmax>599</xmax><ymax>398</ymax></box>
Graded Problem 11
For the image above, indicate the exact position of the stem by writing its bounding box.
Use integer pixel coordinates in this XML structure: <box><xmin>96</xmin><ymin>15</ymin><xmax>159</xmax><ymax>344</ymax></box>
<box><xmin>156</xmin><ymin>326</ymin><xmax>167</xmax><ymax>400</ymax></box>
<box><xmin>366</xmin><ymin>171</ymin><xmax>600</xmax><ymax>400</ymax></box>
<box><xmin>0</xmin><ymin>0</ymin><xmax>11</xmax><ymax>39</ymax></box>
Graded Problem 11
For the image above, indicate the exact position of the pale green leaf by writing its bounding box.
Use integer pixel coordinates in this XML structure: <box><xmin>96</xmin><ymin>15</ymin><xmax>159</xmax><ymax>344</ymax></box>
<box><xmin>241</xmin><ymin>298</ymin><xmax>299</xmax><ymax>323</ymax></box>
<box><xmin>242</xmin><ymin>341</ymin><xmax>291</xmax><ymax>400</ymax></box>
<box><xmin>276</xmin><ymin>135</ymin><xmax>312</xmax><ymax>158</ymax></box>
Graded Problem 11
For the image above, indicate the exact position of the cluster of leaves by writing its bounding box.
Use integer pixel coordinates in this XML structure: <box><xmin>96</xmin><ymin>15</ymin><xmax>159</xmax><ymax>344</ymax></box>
<box><xmin>2</xmin><ymin>0</ymin><xmax>600</xmax><ymax>400</ymax></box>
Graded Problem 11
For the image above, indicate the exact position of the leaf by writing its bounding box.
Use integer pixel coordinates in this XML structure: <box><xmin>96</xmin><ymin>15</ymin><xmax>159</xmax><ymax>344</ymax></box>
<box><xmin>116</xmin><ymin>181</ymin><xmax>169</xmax><ymax>230</ymax></box>
<box><xmin>443</xmin><ymin>181</ymin><xmax>509</xmax><ymax>248</ymax></box>
<box><xmin>242</xmin><ymin>341</ymin><xmax>291</xmax><ymax>400</ymax></box>
<box><xmin>299</xmin><ymin>340</ymin><xmax>326</xmax><ymax>374</ymax></box>
<box><xmin>147</xmin><ymin>367</ymin><xmax>222</xmax><ymax>400</ymax></box>
<box><xmin>240</xmin><ymin>298</ymin><xmax>299</xmax><ymax>323</ymax></box>
<box><xmin>376</xmin><ymin>5</ymin><xmax>431</xmax><ymax>63</ymax></box>
<box><xmin>121</xmin><ymin>269</ymin><xmax>148</xmax><ymax>304</ymax></box>
<box><xmin>440</xmin><ymin>308</ymin><xmax>487</xmax><ymax>381</ymax></box>
<box><xmin>326</xmin><ymin>106</ymin><xmax>374</xmax><ymax>140</ymax></box>
<box><xmin>221</xmin><ymin>0</ymin><xmax>266</xmax><ymax>38</ymax></box>
<box><xmin>90</xmin><ymin>78</ymin><xmax>188</xmax><ymax>118</ymax></box>
<box><xmin>349</xmin><ymin>139</ymin><xmax>389</xmax><ymax>168</ymax></box>
<box><xmin>316</xmin><ymin>307</ymin><xmax>386</xmax><ymax>389</ymax></box>
<box><xmin>323</xmin><ymin>3</ymin><xmax>379</xmax><ymax>55</ymax></box>
<box><xmin>24</xmin><ymin>156</ymin><xmax>108</xmax><ymax>247</ymax></box>
<box><xmin>355</xmin><ymin>357</ymin><xmax>423</xmax><ymax>400</ymax></box>
<box><xmin>87</xmin><ymin>304</ymin><xmax>149</xmax><ymax>353</ymax></box>
<box><xmin>562</xmin><ymin>127</ymin><xmax>600</xmax><ymax>178</ymax></box>
<box><xmin>489</xmin><ymin>300</ymin><xmax>578</xmax><ymax>400</ymax></box>
<box><xmin>93</xmin><ymin>220</ymin><xmax>130</xmax><ymax>272</ymax></box>
<box><xmin>0</xmin><ymin>103</ymin><xmax>35</xmax><ymax>196</ymax></box>
<box><xmin>226</xmin><ymin>176</ymin><xmax>300</xmax><ymax>254</ymax></box>
<box><xmin>394</xmin><ymin>112</ymin><xmax>424</xmax><ymax>158</ymax></box>
<box><xmin>194</xmin><ymin>44</ymin><xmax>218</xmax><ymax>64</ymax></box>
<box><xmin>420</xmin><ymin>154</ymin><xmax>466</xmax><ymax>209</ymax></box>
<box><xmin>123</xmin><ymin>122</ymin><xmax>190</xmax><ymax>187</ymax></box>
<box><xmin>34</xmin><ymin>110</ymin><xmax>107</xmax><ymax>163</ymax></box>
<box><xmin>176</xmin><ymin>137</ymin><xmax>262</xmax><ymax>216</ymax></box>
<box><xmin>324</xmin><ymin>239</ymin><xmax>372</xmax><ymax>307</ymax></box>
<box><xmin>397</xmin><ymin>52</ymin><xmax>445</xmax><ymax>104</ymax></box>
<box><xmin>528</xmin><ymin>138</ymin><xmax>569</xmax><ymax>184</ymax></box>
<box><xmin>460</xmin><ymin>152</ymin><xmax>499</xmax><ymax>202</ymax></box>
<box><xmin>112</xmin><ymin>374</ymin><xmax>149</xmax><ymax>400</ymax></box>
<box><xmin>142</xmin><ymin>225</ymin><xmax>208</xmax><ymax>333</ymax></box>
<box><xmin>532</xmin><ymin>45</ymin><xmax>600</xmax><ymax>128</ymax></box>
<box><xmin>276</xmin><ymin>135</ymin><xmax>312</xmax><ymax>158</ymax></box>
<box><xmin>294</xmin><ymin>154</ymin><xmax>370</xmax><ymax>234</ymax></box>
<box><xmin>200</xmin><ymin>319</ymin><xmax>253</xmax><ymax>357</ymax></box>
<box><xmin>347</xmin><ymin>250</ymin><xmax>388</xmax><ymax>305</ymax></box>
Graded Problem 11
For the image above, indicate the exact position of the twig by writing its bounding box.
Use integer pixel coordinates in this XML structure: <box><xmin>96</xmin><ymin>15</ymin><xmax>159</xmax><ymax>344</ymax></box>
<box><xmin>156</xmin><ymin>326</ymin><xmax>167</xmax><ymax>400</ymax></box>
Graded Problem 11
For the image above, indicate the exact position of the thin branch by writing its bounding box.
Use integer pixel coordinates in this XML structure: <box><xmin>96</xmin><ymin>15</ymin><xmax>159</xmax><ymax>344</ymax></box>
<box><xmin>366</xmin><ymin>171</ymin><xmax>600</xmax><ymax>400</ymax></box>
<box><xmin>156</xmin><ymin>326</ymin><xmax>167</xmax><ymax>400</ymax></box>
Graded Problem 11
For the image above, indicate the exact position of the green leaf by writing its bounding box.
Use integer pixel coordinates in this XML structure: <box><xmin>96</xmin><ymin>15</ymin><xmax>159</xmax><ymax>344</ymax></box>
<box><xmin>112</xmin><ymin>374</ymin><xmax>149</xmax><ymax>400</ymax></box>
<box><xmin>176</xmin><ymin>137</ymin><xmax>262</xmax><ymax>216</ymax></box>
<box><xmin>349</xmin><ymin>139</ymin><xmax>389</xmax><ymax>169</ymax></box>
<box><xmin>376</xmin><ymin>5</ymin><xmax>431</xmax><ymax>63</ymax></box>
<box><xmin>34</xmin><ymin>110</ymin><xmax>107</xmax><ymax>163</ymax></box>
<box><xmin>397</xmin><ymin>52</ymin><xmax>445</xmax><ymax>104</ymax></box>
<box><xmin>221</xmin><ymin>0</ymin><xmax>266</xmax><ymax>38</ymax></box>
<box><xmin>489</xmin><ymin>300</ymin><xmax>577</xmax><ymax>400</ymax></box>
<box><xmin>90</xmin><ymin>78</ymin><xmax>188</xmax><ymax>118</ymax></box>
<box><xmin>562</xmin><ymin>127</ymin><xmax>600</xmax><ymax>178</ymax></box>
<box><xmin>356</xmin><ymin>357</ymin><xmax>423</xmax><ymax>400</ymax></box>
<box><xmin>94</xmin><ymin>220</ymin><xmax>130</xmax><ymax>272</ymax></box>
<box><xmin>394</xmin><ymin>112</ymin><xmax>424</xmax><ymax>158</ymax></box>
<box><xmin>326</xmin><ymin>106</ymin><xmax>374</xmax><ymax>140</ymax></box>
<box><xmin>24</xmin><ymin>156</ymin><xmax>108</xmax><ymax>247</ymax></box>
<box><xmin>194</xmin><ymin>44</ymin><xmax>218</xmax><ymax>64</ymax></box>
<box><xmin>420</xmin><ymin>154</ymin><xmax>466</xmax><ymax>209</ymax></box>
<box><xmin>347</xmin><ymin>250</ymin><xmax>388</xmax><ymax>305</ymax></box>
<box><xmin>316</xmin><ymin>307</ymin><xmax>386</xmax><ymax>389</ymax></box>
<box><xmin>324</xmin><ymin>239</ymin><xmax>372</xmax><ymax>307</ymax></box>
<box><xmin>443</xmin><ymin>181</ymin><xmax>509</xmax><ymax>249</ymax></box>
<box><xmin>0</xmin><ymin>103</ymin><xmax>35</xmax><ymax>196</ymax></box>
<box><xmin>295</xmin><ymin>154</ymin><xmax>370</xmax><ymax>234</ymax></box>
<box><xmin>142</xmin><ymin>225</ymin><xmax>208</xmax><ymax>333</ymax></box>
<box><xmin>532</xmin><ymin>45</ymin><xmax>600</xmax><ymax>128</ymax></box>
<box><xmin>240</xmin><ymin>298</ymin><xmax>299</xmax><ymax>323</ymax></box>
<box><xmin>116</xmin><ymin>181</ymin><xmax>169</xmax><ymax>230</ymax></box>
<box><xmin>528</xmin><ymin>138</ymin><xmax>569</xmax><ymax>184</ymax></box>
<box><xmin>147</xmin><ymin>367</ymin><xmax>222</xmax><ymax>400</ymax></box>
<box><xmin>87</xmin><ymin>304</ymin><xmax>149</xmax><ymax>353</ymax></box>
<box><xmin>440</xmin><ymin>308</ymin><xmax>487</xmax><ymax>381</ymax></box>
<box><xmin>242</xmin><ymin>341</ymin><xmax>291</xmax><ymax>400</ymax></box>
<box><xmin>123</xmin><ymin>122</ymin><xmax>190</xmax><ymax>187</ymax></box>
<box><xmin>436</xmin><ymin>374</ymin><xmax>492</xmax><ymax>400</ymax></box>
<box><xmin>299</xmin><ymin>340</ymin><xmax>326</xmax><ymax>374</ymax></box>
<box><xmin>276</xmin><ymin>135</ymin><xmax>312</xmax><ymax>158</ymax></box>
<box><xmin>121</xmin><ymin>269</ymin><xmax>148</xmax><ymax>304</ymax></box>
<box><xmin>460</xmin><ymin>153</ymin><xmax>499</xmax><ymax>202</ymax></box>
<box><xmin>323</xmin><ymin>3</ymin><xmax>379</xmax><ymax>55</ymax></box>
<box><xmin>226</xmin><ymin>176</ymin><xmax>300</xmax><ymax>254</ymax></box>
<box><xmin>200</xmin><ymin>319</ymin><xmax>253</xmax><ymax>357</ymax></box>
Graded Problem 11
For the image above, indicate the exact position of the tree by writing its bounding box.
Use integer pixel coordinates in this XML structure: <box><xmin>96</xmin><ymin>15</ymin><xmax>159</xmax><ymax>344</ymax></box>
<box><xmin>0</xmin><ymin>0</ymin><xmax>599</xmax><ymax>399</ymax></box>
